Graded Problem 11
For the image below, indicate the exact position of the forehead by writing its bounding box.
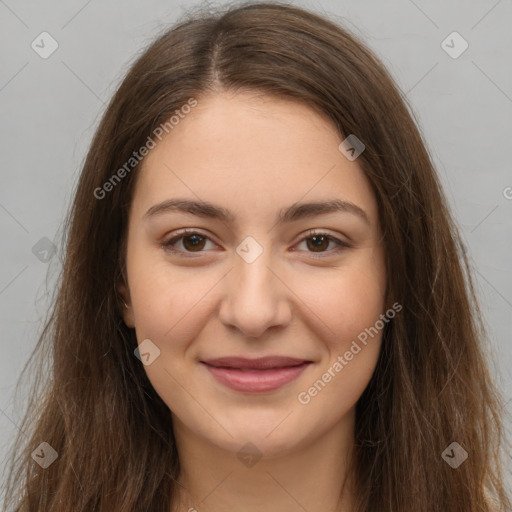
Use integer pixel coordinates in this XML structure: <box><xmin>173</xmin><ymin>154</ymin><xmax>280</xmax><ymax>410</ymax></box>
<box><xmin>129</xmin><ymin>91</ymin><xmax>378</xmax><ymax>227</ymax></box>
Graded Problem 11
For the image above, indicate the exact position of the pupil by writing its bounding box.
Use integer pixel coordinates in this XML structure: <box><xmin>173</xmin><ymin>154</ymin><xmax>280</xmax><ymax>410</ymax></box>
<box><xmin>309</xmin><ymin>235</ymin><xmax>328</xmax><ymax>251</ymax></box>
<box><xmin>184</xmin><ymin>234</ymin><xmax>204</xmax><ymax>251</ymax></box>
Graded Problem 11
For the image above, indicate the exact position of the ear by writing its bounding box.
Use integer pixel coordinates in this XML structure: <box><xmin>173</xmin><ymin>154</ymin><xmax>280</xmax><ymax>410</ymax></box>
<box><xmin>118</xmin><ymin>280</ymin><xmax>136</xmax><ymax>328</ymax></box>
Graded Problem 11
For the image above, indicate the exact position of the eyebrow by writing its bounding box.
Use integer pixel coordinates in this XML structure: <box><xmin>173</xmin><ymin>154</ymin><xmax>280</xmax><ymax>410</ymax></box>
<box><xmin>143</xmin><ymin>198</ymin><xmax>370</xmax><ymax>225</ymax></box>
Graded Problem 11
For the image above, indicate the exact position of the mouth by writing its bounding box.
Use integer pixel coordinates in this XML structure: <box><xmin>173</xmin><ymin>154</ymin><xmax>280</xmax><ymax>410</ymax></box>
<box><xmin>200</xmin><ymin>356</ymin><xmax>312</xmax><ymax>393</ymax></box>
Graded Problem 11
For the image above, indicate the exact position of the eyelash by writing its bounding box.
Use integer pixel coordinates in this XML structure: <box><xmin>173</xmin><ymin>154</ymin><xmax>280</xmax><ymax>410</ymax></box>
<box><xmin>162</xmin><ymin>228</ymin><xmax>350</xmax><ymax>258</ymax></box>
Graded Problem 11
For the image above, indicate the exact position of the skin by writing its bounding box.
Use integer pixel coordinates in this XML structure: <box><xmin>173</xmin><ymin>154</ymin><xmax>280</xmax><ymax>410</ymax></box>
<box><xmin>119</xmin><ymin>90</ymin><xmax>387</xmax><ymax>512</ymax></box>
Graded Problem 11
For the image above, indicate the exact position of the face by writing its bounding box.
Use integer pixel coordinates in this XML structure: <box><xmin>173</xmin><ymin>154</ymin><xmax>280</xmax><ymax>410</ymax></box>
<box><xmin>119</xmin><ymin>91</ymin><xmax>387</xmax><ymax>458</ymax></box>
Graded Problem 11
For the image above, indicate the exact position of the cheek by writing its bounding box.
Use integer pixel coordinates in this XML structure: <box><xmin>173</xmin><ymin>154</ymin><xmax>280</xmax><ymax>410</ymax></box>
<box><xmin>125</xmin><ymin>233</ymin><xmax>216</xmax><ymax>333</ymax></box>
<box><xmin>129</xmin><ymin>264</ymin><xmax>218</xmax><ymax>344</ymax></box>
<box><xmin>295</xmin><ymin>260</ymin><xmax>386</xmax><ymax>417</ymax></box>
<box><xmin>297</xmin><ymin>250</ymin><xmax>386</xmax><ymax>347</ymax></box>
<box><xmin>126</xmin><ymin>256</ymin><xmax>219</xmax><ymax>409</ymax></box>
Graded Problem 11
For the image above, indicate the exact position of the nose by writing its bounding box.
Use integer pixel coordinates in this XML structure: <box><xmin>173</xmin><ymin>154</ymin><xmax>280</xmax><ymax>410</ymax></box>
<box><xmin>218</xmin><ymin>246</ymin><xmax>292</xmax><ymax>339</ymax></box>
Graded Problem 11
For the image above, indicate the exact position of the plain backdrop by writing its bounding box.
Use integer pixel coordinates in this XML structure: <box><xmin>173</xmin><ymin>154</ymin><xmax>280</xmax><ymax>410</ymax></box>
<box><xmin>1</xmin><ymin>0</ymin><xmax>511</xmax><ymax>491</ymax></box>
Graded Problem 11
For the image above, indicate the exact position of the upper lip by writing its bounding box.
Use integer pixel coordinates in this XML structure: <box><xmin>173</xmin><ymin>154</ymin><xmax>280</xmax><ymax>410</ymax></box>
<box><xmin>201</xmin><ymin>356</ymin><xmax>311</xmax><ymax>370</ymax></box>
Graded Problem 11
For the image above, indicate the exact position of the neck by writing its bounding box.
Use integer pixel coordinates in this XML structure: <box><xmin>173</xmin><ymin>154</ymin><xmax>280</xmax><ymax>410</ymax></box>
<box><xmin>170</xmin><ymin>407</ymin><xmax>357</xmax><ymax>512</ymax></box>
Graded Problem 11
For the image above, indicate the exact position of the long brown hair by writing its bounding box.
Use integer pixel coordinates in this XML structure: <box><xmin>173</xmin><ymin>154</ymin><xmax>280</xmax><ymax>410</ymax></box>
<box><xmin>2</xmin><ymin>2</ymin><xmax>510</xmax><ymax>510</ymax></box>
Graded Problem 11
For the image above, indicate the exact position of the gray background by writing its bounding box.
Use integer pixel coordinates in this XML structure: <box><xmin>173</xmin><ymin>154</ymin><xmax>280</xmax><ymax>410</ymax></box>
<box><xmin>1</xmin><ymin>0</ymin><xmax>511</xmax><ymax>491</ymax></box>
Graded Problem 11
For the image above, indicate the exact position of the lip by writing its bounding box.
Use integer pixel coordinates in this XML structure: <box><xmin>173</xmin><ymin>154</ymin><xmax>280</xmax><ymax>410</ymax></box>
<box><xmin>201</xmin><ymin>356</ymin><xmax>310</xmax><ymax>370</ymax></box>
<box><xmin>200</xmin><ymin>356</ymin><xmax>312</xmax><ymax>393</ymax></box>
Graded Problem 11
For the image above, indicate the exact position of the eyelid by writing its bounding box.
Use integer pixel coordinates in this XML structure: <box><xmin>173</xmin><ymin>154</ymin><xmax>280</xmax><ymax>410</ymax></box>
<box><xmin>162</xmin><ymin>227</ymin><xmax>220</xmax><ymax>253</ymax></box>
<box><xmin>162</xmin><ymin>228</ymin><xmax>351</xmax><ymax>257</ymax></box>
<box><xmin>291</xmin><ymin>229</ymin><xmax>351</xmax><ymax>258</ymax></box>
<box><xmin>292</xmin><ymin>228</ymin><xmax>350</xmax><ymax>247</ymax></box>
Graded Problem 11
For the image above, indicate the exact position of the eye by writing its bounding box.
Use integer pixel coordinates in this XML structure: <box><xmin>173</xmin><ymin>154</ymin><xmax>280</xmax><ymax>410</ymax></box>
<box><xmin>292</xmin><ymin>230</ymin><xmax>350</xmax><ymax>258</ymax></box>
<box><xmin>162</xmin><ymin>228</ymin><xmax>218</xmax><ymax>255</ymax></box>
<box><xmin>162</xmin><ymin>228</ymin><xmax>349</xmax><ymax>258</ymax></box>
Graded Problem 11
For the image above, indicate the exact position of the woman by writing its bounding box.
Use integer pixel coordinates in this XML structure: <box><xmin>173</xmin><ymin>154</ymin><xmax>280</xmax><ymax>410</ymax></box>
<box><xmin>3</xmin><ymin>2</ymin><xmax>510</xmax><ymax>511</ymax></box>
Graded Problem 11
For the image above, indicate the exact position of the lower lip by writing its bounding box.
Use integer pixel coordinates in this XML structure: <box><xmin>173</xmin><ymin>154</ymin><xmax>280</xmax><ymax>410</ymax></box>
<box><xmin>201</xmin><ymin>362</ymin><xmax>311</xmax><ymax>392</ymax></box>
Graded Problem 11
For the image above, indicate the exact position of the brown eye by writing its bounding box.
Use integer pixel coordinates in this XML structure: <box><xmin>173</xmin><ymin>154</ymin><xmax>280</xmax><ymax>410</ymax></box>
<box><xmin>162</xmin><ymin>230</ymin><xmax>216</xmax><ymax>254</ymax></box>
<box><xmin>181</xmin><ymin>234</ymin><xmax>206</xmax><ymax>252</ymax></box>
<box><xmin>306</xmin><ymin>234</ymin><xmax>331</xmax><ymax>252</ymax></box>
<box><xmin>162</xmin><ymin>229</ymin><xmax>349</xmax><ymax>258</ymax></box>
<box><xmin>294</xmin><ymin>231</ymin><xmax>350</xmax><ymax>258</ymax></box>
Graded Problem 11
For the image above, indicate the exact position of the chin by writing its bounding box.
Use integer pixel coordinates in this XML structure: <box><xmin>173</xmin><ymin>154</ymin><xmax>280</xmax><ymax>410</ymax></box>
<box><xmin>211</xmin><ymin>417</ymin><xmax>307</xmax><ymax>458</ymax></box>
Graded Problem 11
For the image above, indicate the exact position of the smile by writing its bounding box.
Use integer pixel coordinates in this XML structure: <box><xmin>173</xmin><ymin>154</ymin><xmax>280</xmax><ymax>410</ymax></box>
<box><xmin>200</xmin><ymin>357</ymin><xmax>312</xmax><ymax>393</ymax></box>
